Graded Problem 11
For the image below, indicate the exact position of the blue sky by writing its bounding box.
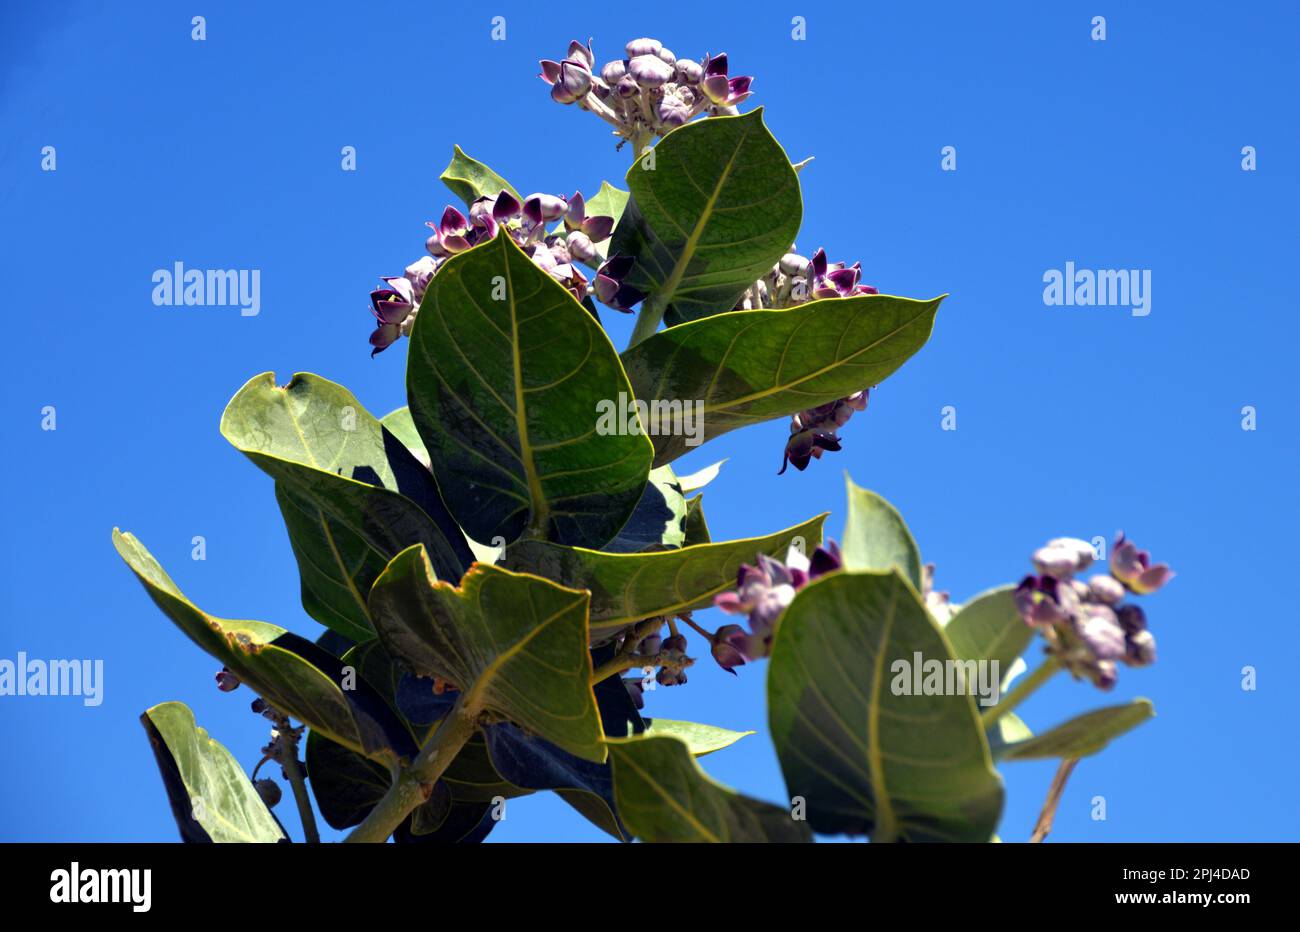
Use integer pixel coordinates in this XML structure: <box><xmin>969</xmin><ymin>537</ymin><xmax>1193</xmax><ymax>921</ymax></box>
<box><xmin>2</xmin><ymin>0</ymin><xmax>1297</xmax><ymax>842</ymax></box>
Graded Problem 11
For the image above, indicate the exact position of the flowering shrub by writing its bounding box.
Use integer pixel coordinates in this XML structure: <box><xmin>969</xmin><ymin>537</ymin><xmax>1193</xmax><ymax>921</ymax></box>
<box><xmin>116</xmin><ymin>36</ymin><xmax>1170</xmax><ymax>844</ymax></box>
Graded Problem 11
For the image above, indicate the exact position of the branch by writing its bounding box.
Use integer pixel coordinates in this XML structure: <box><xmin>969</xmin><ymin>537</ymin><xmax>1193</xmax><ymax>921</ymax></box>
<box><xmin>1029</xmin><ymin>758</ymin><xmax>1079</xmax><ymax>843</ymax></box>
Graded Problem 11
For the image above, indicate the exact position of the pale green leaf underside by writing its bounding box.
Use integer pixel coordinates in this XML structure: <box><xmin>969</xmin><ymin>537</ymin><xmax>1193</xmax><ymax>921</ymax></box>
<box><xmin>644</xmin><ymin>719</ymin><xmax>754</xmax><ymax>756</ymax></box>
<box><xmin>440</xmin><ymin>144</ymin><xmax>519</xmax><ymax>207</ymax></box>
<box><xmin>945</xmin><ymin>585</ymin><xmax>1034</xmax><ymax>675</ymax></box>
<box><xmin>841</xmin><ymin>476</ymin><xmax>923</xmax><ymax>589</ymax></box>
<box><xmin>220</xmin><ymin>372</ymin><xmax>472</xmax><ymax>585</ymax></box>
<box><xmin>768</xmin><ymin>570</ymin><xmax>1004</xmax><ymax>842</ymax></box>
<box><xmin>115</xmin><ymin>529</ymin><xmax>372</xmax><ymax>756</ymax></box>
<box><xmin>503</xmin><ymin>513</ymin><xmax>826</xmax><ymax>635</ymax></box>
<box><xmin>621</xmin><ymin>294</ymin><xmax>943</xmax><ymax>465</ymax></box>
<box><xmin>142</xmin><ymin>701</ymin><xmax>286</xmax><ymax>843</ymax></box>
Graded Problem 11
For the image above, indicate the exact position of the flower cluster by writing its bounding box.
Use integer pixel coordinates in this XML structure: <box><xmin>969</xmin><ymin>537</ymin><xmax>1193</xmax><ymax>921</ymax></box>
<box><xmin>742</xmin><ymin>248</ymin><xmax>880</xmax><ymax>312</ymax></box>
<box><xmin>368</xmin><ymin>191</ymin><xmax>640</xmax><ymax>355</ymax></box>
<box><xmin>779</xmin><ymin>390</ymin><xmax>869</xmax><ymax>474</ymax></box>
<box><xmin>541</xmin><ymin>38</ymin><xmax>753</xmax><ymax>149</ymax></box>
<box><xmin>710</xmin><ymin>541</ymin><xmax>843</xmax><ymax>672</ymax></box>
<box><xmin>1014</xmin><ymin>535</ymin><xmax>1172</xmax><ymax>689</ymax></box>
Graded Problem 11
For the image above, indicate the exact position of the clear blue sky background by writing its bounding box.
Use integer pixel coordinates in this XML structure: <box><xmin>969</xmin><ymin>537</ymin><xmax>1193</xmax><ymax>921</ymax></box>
<box><xmin>2</xmin><ymin>1</ymin><xmax>1296</xmax><ymax>842</ymax></box>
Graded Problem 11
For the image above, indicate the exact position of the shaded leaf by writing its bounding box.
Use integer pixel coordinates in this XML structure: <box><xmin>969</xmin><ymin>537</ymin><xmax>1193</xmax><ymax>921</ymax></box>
<box><xmin>768</xmin><ymin>571</ymin><xmax>1004</xmax><ymax>841</ymax></box>
<box><xmin>608</xmin><ymin>735</ymin><xmax>812</xmax><ymax>842</ymax></box>
<box><xmin>995</xmin><ymin>700</ymin><xmax>1155</xmax><ymax>761</ymax></box>
<box><xmin>604</xmin><ymin>465</ymin><xmax>686</xmax><ymax>552</ymax></box>
<box><xmin>368</xmin><ymin>546</ymin><xmax>606</xmax><ymax>762</ymax></box>
<box><xmin>842</xmin><ymin>476</ymin><xmax>923</xmax><ymax>589</ymax></box>
<box><xmin>610</xmin><ymin>110</ymin><xmax>801</xmax><ymax>326</ymax></box>
<box><xmin>221</xmin><ymin>372</ymin><xmax>472</xmax><ymax>587</ymax></box>
<box><xmin>683</xmin><ymin>493</ymin><xmax>711</xmax><ymax>545</ymax></box>
<box><xmin>407</xmin><ymin>232</ymin><xmax>653</xmax><ymax>548</ymax></box>
<box><xmin>622</xmin><ymin>295</ymin><xmax>943</xmax><ymax>465</ymax></box>
<box><xmin>141</xmin><ymin>701</ymin><xmax>286</xmax><ymax>843</ymax></box>
<box><xmin>504</xmin><ymin>513</ymin><xmax>826</xmax><ymax>636</ymax></box>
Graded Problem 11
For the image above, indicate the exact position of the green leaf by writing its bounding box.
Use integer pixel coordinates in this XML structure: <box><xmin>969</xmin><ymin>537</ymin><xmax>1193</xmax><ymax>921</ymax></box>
<box><xmin>987</xmin><ymin>712</ymin><xmax>1033</xmax><ymax>758</ymax></box>
<box><xmin>683</xmin><ymin>493</ymin><xmax>711</xmax><ymax>546</ymax></box>
<box><xmin>273</xmin><ymin>483</ymin><xmax>385</xmax><ymax>643</ymax></box>
<box><xmin>608</xmin><ymin>735</ymin><xmax>812</xmax><ymax>842</ymax></box>
<box><xmin>582</xmin><ymin>180</ymin><xmax>630</xmax><ymax>264</ymax></box>
<box><xmin>643</xmin><ymin>719</ymin><xmax>754</xmax><ymax>756</ymax></box>
<box><xmin>945</xmin><ymin>585</ymin><xmax>1034</xmax><ymax>676</ymax></box>
<box><xmin>440</xmin><ymin>145</ymin><xmax>519</xmax><ymax>207</ymax></box>
<box><xmin>677</xmin><ymin>459</ymin><xmax>726</xmax><ymax>492</ymax></box>
<box><xmin>604</xmin><ymin>465</ymin><xmax>686</xmax><ymax>552</ymax></box>
<box><xmin>503</xmin><ymin>513</ymin><xmax>825</xmax><ymax>636</ymax></box>
<box><xmin>220</xmin><ymin>372</ymin><xmax>473</xmax><ymax>588</ymax></box>
<box><xmin>768</xmin><ymin>571</ymin><xmax>1004</xmax><ymax>842</ymax></box>
<box><xmin>406</xmin><ymin>232</ymin><xmax>653</xmax><ymax>549</ymax></box>
<box><xmin>115</xmin><ymin>530</ymin><xmax>412</xmax><ymax>762</ymax></box>
<box><xmin>141</xmin><ymin>701</ymin><xmax>286</xmax><ymax>843</ymax></box>
<box><xmin>841</xmin><ymin>476</ymin><xmax>923</xmax><ymax>589</ymax></box>
<box><xmin>368</xmin><ymin>546</ymin><xmax>607</xmax><ymax>762</ymax></box>
<box><xmin>304</xmin><ymin>730</ymin><xmax>393</xmax><ymax>830</ymax></box>
<box><xmin>380</xmin><ymin>406</ymin><xmax>427</xmax><ymax>466</ymax></box>
<box><xmin>610</xmin><ymin>109</ymin><xmax>802</xmax><ymax>326</ymax></box>
<box><xmin>621</xmin><ymin>295</ymin><xmax>943</xmax><ymax>465</ymax></box>
<box><xmin>995</xmin><ymin>699</ymin><xmax>1155</xmax><ymax>761</ymax></box>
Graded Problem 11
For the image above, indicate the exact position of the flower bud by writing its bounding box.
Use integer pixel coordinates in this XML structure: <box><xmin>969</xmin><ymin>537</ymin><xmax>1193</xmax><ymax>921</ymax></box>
<box><xmin>639</xmin><ymin>633</ymin><xmax>662</xmax><ymax>655</ymax></box>
<box><xmin>215</xmin><ymin>667</ymin><xmax>240</xmax><ymax>692</ymax></box>
<box><xmin>1125</xmin><ymin>629</ymin><xmax>1157</xmax><ymax>666</ymax></box>
<box><xmin>780</xmin><ymin>252</ymin><xmax>810</xmax><ymax>276</ymax></box>
<box><xmin>675</xmin><ymin>60</ymin><xmax>703</xmax><ymax>84</ymax></box>
<box><xmin>657</xmin><ymin>47</ymin><xmax>677</xmax><ymax>65</ymax></box>
<box><xmin>711</xmin><ymin>624</ymin><xmax>750</xmax><ymax>674</ymax></box>
<box><xmin>625</xmin><ymin>38</ymin><xmax>662</xmax><ymax>57</ymax></box>
<box><xmin>567</xmin><ymin>39</ymin><xmax>595</xmax><ymax>70</ymax></box>
<box><xmin>628</xmin><ymin>54</ymin><xmax>673</xmax><ymax>88</ymax></box>
<box><xmin>551</xmin><ymin>60</ymin><xmax>593</xmax><ymax>104</ymax></box>
<box><xmin>1075</xmin><ymin>604</ymin><xmax>1126</xmax><ymax>661</ymax></box>
<box><xmin>601</xmin><ymin>60</ymin><xmax>628</xmax><ymax>84</ymax></box>
<box><xmin>615</xmin><ymin>75</ymin><xmax>639</xmax><ymax>98</ymax></box>
<box><xmin>662</xmin><ymin>634</ymin><xmax>688</xmax><ymax>654</ymax></box>
<box><xmin>1116</xmin><ymin>603</ymin><xmax>1147</xmax><ymax>635</ymax></box>
<box><xmin>254</xmin><ymin>778</ymin><xmax>282</xmax><ymax>808</ymax></box>
<box><xmin>523</xmin><ymin>193</ymin><xmax>568</xmax><ymax>225</ymax></box>
<box><xmin>566</xmin><ymin>231</ymin><xmax>598</xmax><ymax>264</ymax></box>
<box><xmin>1087</xmin><ymin>573</ymin><xmax>1125</xmax><ymax>604</ymax></box>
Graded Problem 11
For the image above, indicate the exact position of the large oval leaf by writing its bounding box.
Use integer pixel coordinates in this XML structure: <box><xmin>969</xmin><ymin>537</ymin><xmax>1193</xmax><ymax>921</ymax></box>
<box><xmin>407</xmin><ymin>232</ymin><xmax>653</xmax><ymax>548</ymax></box>
<box><xmin>503</xmin><ymin>513</ymin><xmax>825</xmax><ymax>636</ymax></box>
<box><xmin>610</xmin><ymin>109</ymin><xmax>802</xmax><ymax>327</ymax></box>
<box><xmin>768</xmin><ymin>570</ymin><xmax>1004</xmax><ymax>842</ymax></box>
<box><xmin>220</xmin><ymin>372</ymin><xmax>473</xmax><ymax>597</ymax></box>
<box><xmin>368</xmin><ymin>547</ymin><xmax>607</xmax><ymax>763</ymax></box>
<box><xmin>608</xmin><ymin>735</ymin><xmax>811</xmax><ymax>842</ymax></box>
<box><xmin>621</xmin><ymin>295</ymin><xmax>943</xmax><ymax>465</ymax></box>
<box><xmin>842</xmin><ymin>476</ymin><xmax>923</xmax><ymax>589</ymax></box>
<box><xmin>114</xmin><ymin>530</ymin><xmax>412</xmax><ymax>762</ymax></box>
<box><xmin>142</xmin><ymin>701</ymin><xmax>286</xmax><ymax>843</ymax></box>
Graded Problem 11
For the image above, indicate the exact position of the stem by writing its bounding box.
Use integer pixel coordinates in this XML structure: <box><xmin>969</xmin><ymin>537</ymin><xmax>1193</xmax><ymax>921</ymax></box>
<box><xmin>277</xmin><ymin>736</ymin><xmax>319</xmax><ymax>844</ymax></box>
<box><xmin>591</xmin><ymin>653</ymin><xmax>644</xmax><ymax>684</ymax></box>
<box><xmin>980</xmin><ymin>655</ymin><xmax>1060</xmax><ymax>730</ymax></box>
<box><xmin>627</xmin><ymin>293</ymin><xmax>668</xmax><ymax>348</ymax></box>
<box><xmin>345</xmin><ymin>698</ymin><xmax>478</xmax><ymax>843</ymax></box>
<box><xmin>1029</xmin><ymin>758</ymin><xmax>1079</xmax><ymax>843</ymax></box>
<box><xmin>679</xmin><ymin>614</ymin><xmax>713</xmax><ymax>641</ymax></box>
